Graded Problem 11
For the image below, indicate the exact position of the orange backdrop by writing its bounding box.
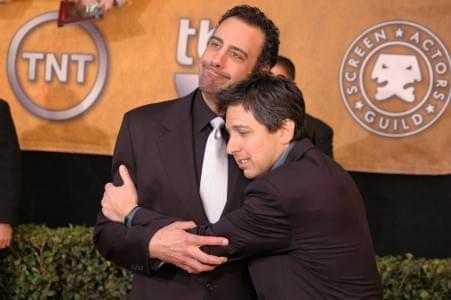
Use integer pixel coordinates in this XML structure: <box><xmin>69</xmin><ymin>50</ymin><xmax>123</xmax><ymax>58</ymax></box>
<box><xmin>0</xmin><ymin>0</ymin><xmax>450</xmax><ymax>174</ymax></box>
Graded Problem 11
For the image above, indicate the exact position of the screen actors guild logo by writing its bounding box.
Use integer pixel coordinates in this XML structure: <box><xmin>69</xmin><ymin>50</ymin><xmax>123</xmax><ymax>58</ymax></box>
<box><xmin>339</xmin><ymin>20</ymin><xmax>450</xmax><ymax>137</ymax></box>
<box><xmin>372</xmin><ymin>54</ymin><xmax>421</xmax><ymax>103</ymax></box>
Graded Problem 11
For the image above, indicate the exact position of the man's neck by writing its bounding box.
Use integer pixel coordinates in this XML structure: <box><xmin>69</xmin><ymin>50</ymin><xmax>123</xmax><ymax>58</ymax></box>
<box><xmin>201</xmin><ymin>91</ymin><xmax>219</xmax><ymax>115</ymax></box>
<box><xmin>271</xmin><ymin>142</ymin><xmax>296</xmax><ymax>171</ymax></box>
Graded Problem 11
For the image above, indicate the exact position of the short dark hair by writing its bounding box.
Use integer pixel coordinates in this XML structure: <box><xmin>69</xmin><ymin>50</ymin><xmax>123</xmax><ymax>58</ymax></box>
<box><xmin>275</xmin><ymin>55</ymin><xmax>296</xmax><ymax>80</ymax></box>
<box><xmin>218</xmin><ymin>73</ymin><xmax>306</xmax><ymax>141</ymax></box>
<box><xmin>218</xmin><ymin>5</ymin><xmax>280</xmax><ymax>70</ymax></box>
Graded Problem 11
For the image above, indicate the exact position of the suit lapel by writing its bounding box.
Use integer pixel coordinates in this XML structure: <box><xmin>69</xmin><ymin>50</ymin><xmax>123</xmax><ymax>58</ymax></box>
<box><xmin>157</xmin><ymin>91</ymin><xmax>208</xmax><ymax>223</ymax></box>
<box><xmin>156</xmin><ymin>90</ymin><xmax>250</xmax><ymax>223</ymax></box>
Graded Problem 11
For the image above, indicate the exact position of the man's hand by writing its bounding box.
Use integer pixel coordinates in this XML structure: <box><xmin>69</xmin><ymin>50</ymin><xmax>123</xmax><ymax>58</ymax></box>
<box><xmin>101</xmin><ymin>165</ymin><xmax>138</xmax><ymax>222</ymax></box>
<box><xmin>102</xmin><ymin>166</ymin><xmax>229</xmax><ymax>273</ymax></box>
<box><xmin>149</xmin><ymin>221</ymin><xmax>229</xmax><ymax>274</ymax></box>
<box><xmin>67</xmin><ymin>0</ymin><xmax>115</xmax><ymax>11</ymax></box>
<box><xmin>99</xmin><ymin>0</ymin><xmax>114</xmax><ymax>11</ymax></box>
<box><xmin>0</xmin><ymin>223</ymin><xmax>13</xmax><ymax>249</ymax></box>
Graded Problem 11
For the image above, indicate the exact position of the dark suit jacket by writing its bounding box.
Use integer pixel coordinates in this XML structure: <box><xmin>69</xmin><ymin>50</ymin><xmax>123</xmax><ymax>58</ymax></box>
<box><xmin>305</xmin><ymin>113</ymin><xmax>334</xmax><ymax>158</ymax></box>
<box><xmin>196</xmin><ymin>139</ymin><xmax>382</xmax><ymax>299</ymax></box>
<box><xmin>0</xmin><ymin>99</ymin><xmax>21</xmax><ymax>225</ymax></box>
<box><xmin>94</xmin><ymin>90</ymin><xmax>256</xmax><ymax>300</ymax></box>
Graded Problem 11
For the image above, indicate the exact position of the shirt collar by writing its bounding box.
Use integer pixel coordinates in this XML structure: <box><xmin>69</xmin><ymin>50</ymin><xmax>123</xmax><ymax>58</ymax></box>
<box><xmin>192</xmin><ymin>90</ymin><xmax>217</xmax><ymax>133</ymax></box>
<box><xmin>271</xmin><ymin>141</ymin><xmax>297</xmax><ymax>170</ymax></box>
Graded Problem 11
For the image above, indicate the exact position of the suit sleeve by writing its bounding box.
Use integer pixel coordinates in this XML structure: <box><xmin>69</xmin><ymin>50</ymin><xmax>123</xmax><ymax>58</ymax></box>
<box><xmin>195</xmin><ymin>179</ymin><xmax>292</xmax><ymax>262</ymax></box>
<box><xmin>0</xmin><ymin>100</ymin><xmax>21</xmax><ymax>225</ymax></box>
<box><xmin>93</xmin><ymin>114</ymin><xmax>179</xmax><ymax>275</ymax></box>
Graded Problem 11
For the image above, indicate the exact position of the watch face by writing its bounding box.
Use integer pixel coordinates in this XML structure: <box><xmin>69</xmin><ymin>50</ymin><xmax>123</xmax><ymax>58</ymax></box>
<box><xmin>57</xmin><ymin>0</ymin><xmax>104</xmax><ymax>27</ymax></box>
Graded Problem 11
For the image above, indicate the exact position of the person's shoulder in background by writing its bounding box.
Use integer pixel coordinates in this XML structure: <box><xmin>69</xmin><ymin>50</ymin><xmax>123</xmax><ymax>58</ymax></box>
<box><xmin>305</xmin><ymin>113</ymin><xmax>334</xmax><ymax>158</ymax></box>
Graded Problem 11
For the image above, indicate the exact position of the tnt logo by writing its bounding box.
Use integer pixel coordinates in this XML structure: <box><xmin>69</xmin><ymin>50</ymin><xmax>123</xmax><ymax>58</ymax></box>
<box><xmin>174</xmin><ymin>18</ymin><xmax>214</xmax><ymax>97</ymax></box>
<box><xmin>339</xmin><ymin>20</ymin><xmax>450</xmax><ymax>137</ymax></box>
<box><xmin>8</xmin><ymin>12</ymin><xmax>108</xmax><ymax>120</ymax></box>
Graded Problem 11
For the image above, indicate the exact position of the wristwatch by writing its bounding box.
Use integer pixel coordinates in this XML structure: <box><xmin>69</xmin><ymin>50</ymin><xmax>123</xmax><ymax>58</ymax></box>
<box><xmin>124</xmin><ymin>206</ymin><xmax>141</xmax><ymax>228</ymax></box>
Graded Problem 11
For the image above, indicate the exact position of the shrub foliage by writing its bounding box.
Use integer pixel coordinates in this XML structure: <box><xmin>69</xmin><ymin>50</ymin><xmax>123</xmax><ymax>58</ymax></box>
<box><xmin>0</xmin><ymin>225</ymin><xmax>131</xmax><ymax>299</ymax></box>
<box><xmin>0</xmin><ymin>225</ymin><xmax>450</xmax><ymax>299</ymax></box>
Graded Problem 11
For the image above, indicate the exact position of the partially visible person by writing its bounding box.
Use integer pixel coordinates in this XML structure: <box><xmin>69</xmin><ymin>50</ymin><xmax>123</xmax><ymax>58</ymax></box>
<box><xmin>0</xmin><ymin>99</ymin><xmax>21</xmax><ymax>249</ymax></box>
<box><xmin>68</xmin><ymin>0</ymin><xmax>126</xmax><ymax>12</ymax></box>
<box><xmin>98</xmin><ymin>0</ymin><xmax>126</xmax><ymax>11</ymax></box>
<box><xmin>0</xmin><ymin>0</ymin><xmax>125</xmax><ymax>9</ymax></box>
<box><xmin>271</xmin><ymin>55</ymin><xmax>334</xmax><ymax>158</ymax></box>
<box><xmin>194</xmin><ymin>73</ymin><xmax>381</xmax><ymax>298</ymax></box>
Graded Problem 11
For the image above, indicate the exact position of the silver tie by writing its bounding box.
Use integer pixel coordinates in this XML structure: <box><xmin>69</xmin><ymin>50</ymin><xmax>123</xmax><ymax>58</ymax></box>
<box><xmin>199</xmin><ymin>117</ymin><xmax>228</xmax><ymax>223</ymax></box>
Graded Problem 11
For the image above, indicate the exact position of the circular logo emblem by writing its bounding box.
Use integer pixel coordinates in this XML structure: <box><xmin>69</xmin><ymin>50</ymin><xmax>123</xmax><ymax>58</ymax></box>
<box><xmin>339</xmin><ymin>20</ymin><xmax>450</xmax><ymax>137</ymax></box>
<box><xmin>8</xmin><ymin>12</ymin><xmax>108</xmax><ymax>120</ymax></box>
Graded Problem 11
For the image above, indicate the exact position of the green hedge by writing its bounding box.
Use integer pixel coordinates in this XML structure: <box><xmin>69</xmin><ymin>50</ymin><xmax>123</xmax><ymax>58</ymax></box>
<box><xmin>0</xmin><ymin>225</ymin><xmax>131</xmax><ymax>299</ymax></box>
<box><xmin>0</xmin><ymin>225</ymin><xmax>450</xmax><ymax>299</ymax></box>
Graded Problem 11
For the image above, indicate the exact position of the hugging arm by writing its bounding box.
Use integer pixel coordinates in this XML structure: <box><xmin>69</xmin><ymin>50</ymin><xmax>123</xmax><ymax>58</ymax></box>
<box><xmin>94</xmin><ymin>114</ymin><xmax>228</xmax><ymax>274</ymax></box>
<box><xmin>195</xmin><ymin>179</ymin><xmax>292</xmax><ymax>262</ymax></box>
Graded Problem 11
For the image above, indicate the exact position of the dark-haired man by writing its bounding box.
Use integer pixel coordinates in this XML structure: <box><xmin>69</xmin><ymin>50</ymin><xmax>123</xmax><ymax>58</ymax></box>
<box><xmin>272</xmin><ymin>55</ymin><xmax>334</xmax><ymax>157</ymax></box>
<box><xmin>195</xmin><ymin>73</ymin><xmax>382</xmax><ymax>299</ymax></box>
<box><xmin>94</xmin><ymin>5</ymin><xmax>279</xmax><ymax>300</ymax></box>
<box><xmin>101</xmin><ymin>73</ymin><xmax>382</xmax><ymax>299</ymax></box>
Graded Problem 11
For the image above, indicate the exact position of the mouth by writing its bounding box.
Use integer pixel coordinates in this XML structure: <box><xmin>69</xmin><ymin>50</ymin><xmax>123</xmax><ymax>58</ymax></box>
<box><xmin>202</xmin><ymin>64</ymin><xmax>231</xmax><ymax>80</ymax></box>
<box><xmin>403</xmin><ymin>81</ymin><xmax>417</xmax><ymax>90</ymax></box>
<box><xmin>235</xmin><ymin>157</ymin><xmax>250</xmax><ymax>169</ymax></box>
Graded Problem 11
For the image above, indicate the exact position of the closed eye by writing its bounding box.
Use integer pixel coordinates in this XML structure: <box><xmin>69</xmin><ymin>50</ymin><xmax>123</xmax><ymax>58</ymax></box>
<box><xmin>238</xmin><ymin>130</ymin><xmax>250</xmax><ymax>137</ymax></box>
<box><xmin>230</xmin><ymin>50</ymin><xmax>245</xmax><ymax>61</ymax></box>
<box><xmin>207</xmin><ymin>37</ymin><xmax>222</xmax><ymax>49</ymax></box>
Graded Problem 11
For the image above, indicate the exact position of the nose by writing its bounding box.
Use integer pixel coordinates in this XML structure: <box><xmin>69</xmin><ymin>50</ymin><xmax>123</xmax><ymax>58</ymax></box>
<box><xmin>212</xmin><ymin>49</ymin><xmax>227</xmax><ymax>68</ymax></box>
<box><xmin>226</xmin><ymin>135</ymin><xmax>239</xmax><ymax>155</ymax></box>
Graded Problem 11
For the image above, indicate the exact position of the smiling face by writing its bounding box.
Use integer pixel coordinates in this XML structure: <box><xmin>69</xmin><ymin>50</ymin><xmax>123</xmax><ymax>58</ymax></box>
<box><xmin>199</xmin><ymin>17</ymin><xmax>265</xmax><ymax>106</ymax></box>
<box><xmin>225</xmin><ymin>104</ymin><xmax>292</xmax><ymax>179</ymax></box>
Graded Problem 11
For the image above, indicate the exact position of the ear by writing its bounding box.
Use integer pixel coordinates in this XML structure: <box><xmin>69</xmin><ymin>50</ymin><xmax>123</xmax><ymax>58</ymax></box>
<box><xmin>278</xmin><ymin>119</ymin><xmax>295</xmax><ymax>144</ymax></box>
<box><xmin>260</xmin><ymin>64</ymin><xmax>271</xmax><ymax>73</ymax></box>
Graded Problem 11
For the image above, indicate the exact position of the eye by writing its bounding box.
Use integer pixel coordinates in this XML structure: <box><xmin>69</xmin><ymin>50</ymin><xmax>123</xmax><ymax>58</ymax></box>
<box><xmin>381</xmin><ymin>64</ymin><xmax>387</xmax><ymax>69</ymax></box>
<box><xmin>238</xmin><ymin>130</ymin><xmax>250</xmax><ymax>137</ymax></box>
<box><xmin>208</xmin><ymin>39</ymin><xmax>221</xmax><ymax>49</ymax></box>
<box><xmin>406</xmin><ymin>65</ymin><xmax>412</xmax><ymax>70</ymax></box>
<box><xmin>230</xmin><ymin>50</ymin><xmax>245</xmax><ymax>61</ymax></box>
